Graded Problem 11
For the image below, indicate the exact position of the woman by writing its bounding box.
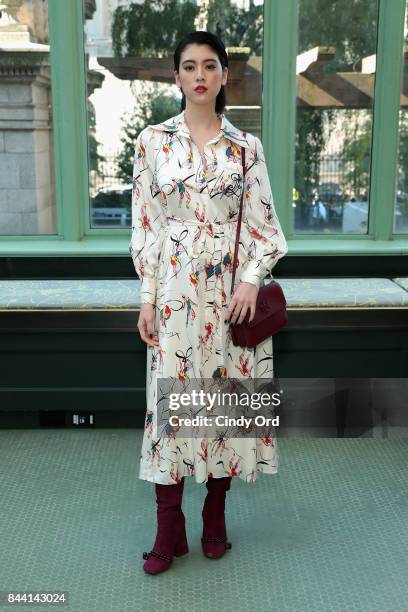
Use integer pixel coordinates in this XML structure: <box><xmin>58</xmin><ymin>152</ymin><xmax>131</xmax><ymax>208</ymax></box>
<box><xmin>129</xmin><ymin>31</ymin><xmax>288</xmax><ymax>575</ymax></box>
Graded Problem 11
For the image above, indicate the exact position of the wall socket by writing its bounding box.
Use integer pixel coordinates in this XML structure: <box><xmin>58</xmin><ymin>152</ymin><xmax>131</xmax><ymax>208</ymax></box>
<box><xmin>72</xmin><ymin>413</ymin><xmax>94</xmax><ymax>426</ymax></box>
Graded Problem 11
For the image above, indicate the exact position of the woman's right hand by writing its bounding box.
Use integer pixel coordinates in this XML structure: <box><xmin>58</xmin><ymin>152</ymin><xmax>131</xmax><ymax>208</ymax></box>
<box><xmin>137</xmin><ymin>303</ymin><xmax>159</xmax><ymax>346</ymax></box>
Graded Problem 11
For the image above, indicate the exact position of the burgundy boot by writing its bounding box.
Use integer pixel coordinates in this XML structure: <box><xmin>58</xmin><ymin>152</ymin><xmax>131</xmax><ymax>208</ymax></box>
<box><xmin>143</xmin><ymin>477</ymin><xmax>188</xmax><ymax>575</ymax></box>
<box><xmin>201</xmin><ymin>476</ymin><xmax>232</xmax><ymax>559</ymax></box>
<box><xmin>174</xmin><ymin>481</ymin><xmax>189</xmax><ymax>558</ymax></box>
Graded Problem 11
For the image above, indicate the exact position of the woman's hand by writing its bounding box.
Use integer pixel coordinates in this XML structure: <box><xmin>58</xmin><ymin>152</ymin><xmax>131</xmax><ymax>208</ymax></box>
<box><xmin>225</xmin><ymin>281</ymin><xmax>259</xmax><ymax>325</ymax></box>
<box><xmin>137</xmin><ymin>303</ymin><xmax>159</xmax><ymax>346</ymax></box>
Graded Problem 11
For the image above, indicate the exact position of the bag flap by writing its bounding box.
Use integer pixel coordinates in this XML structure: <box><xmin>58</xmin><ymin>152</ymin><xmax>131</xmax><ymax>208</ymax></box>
<box><xmin>246</xmin><ymin>281</ymin><xmax>286</xmax><ymax>327</ymax></box>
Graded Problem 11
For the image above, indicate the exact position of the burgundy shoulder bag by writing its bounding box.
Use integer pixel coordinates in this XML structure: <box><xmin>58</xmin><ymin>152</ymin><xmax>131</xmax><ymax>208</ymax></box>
<box><xmin>229</xmin><ymin>136</ymin><xmax>288</xmax><ymax>349</ymax></box>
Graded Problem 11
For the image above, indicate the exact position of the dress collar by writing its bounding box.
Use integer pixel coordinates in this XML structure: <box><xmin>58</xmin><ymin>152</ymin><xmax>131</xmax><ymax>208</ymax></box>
<box><xmin>149</xmin><ymin>109</ymin><xmax>250</xmax><ymax>148</ymax></box>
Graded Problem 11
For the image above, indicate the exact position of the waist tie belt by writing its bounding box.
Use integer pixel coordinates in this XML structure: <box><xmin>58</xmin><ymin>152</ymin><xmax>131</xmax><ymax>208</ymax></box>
<box><xmin>165</xmin><ymin>216</ymin><xmax>238</xmax><ymax>259</ymax></box>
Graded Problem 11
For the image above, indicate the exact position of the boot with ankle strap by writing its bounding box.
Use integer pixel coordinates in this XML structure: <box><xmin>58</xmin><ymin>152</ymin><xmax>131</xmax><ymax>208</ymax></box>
<box><xmin>201</xmin><ymin>476</ymin><xmax>232</xmax><ymax>559</ymax></box>
<box><xmin>143</xmin><ymin>477</ymin><xmax>188</xmax><ymax>574</ymax></box>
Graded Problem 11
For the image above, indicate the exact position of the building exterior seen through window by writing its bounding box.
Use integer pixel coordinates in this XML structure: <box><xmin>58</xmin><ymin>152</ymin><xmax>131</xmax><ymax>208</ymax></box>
<box><xmin>293</xmin><ymin>0</ymin><xmax>378</xmax><ymax>235</ymax></box>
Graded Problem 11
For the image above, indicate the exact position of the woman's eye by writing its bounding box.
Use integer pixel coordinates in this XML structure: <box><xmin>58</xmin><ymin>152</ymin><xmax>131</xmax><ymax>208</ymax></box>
<box><xmin>184</xmin><ymin>65</ymin><xmax>216</xmax><ymax>71</ymax></box>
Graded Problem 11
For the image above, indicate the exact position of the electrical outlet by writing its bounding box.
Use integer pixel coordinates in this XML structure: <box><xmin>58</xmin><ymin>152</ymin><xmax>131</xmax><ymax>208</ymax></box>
<box><xmin>72</xmin><ymin>413</ymin><xmax>94</xmax><ymax>426</ymax></box>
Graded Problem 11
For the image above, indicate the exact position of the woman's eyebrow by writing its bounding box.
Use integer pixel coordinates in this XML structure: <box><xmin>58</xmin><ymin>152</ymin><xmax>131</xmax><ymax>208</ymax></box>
<box><xmin>182</xmin><ymin>58</ymin><xmax>217</xmax><ymax>65</ymax></box>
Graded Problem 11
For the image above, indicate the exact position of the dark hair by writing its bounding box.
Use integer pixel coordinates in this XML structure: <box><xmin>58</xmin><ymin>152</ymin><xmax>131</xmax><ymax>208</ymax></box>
<box><xmin>173</xmin><ymin>31</ymin><xmax>228</xmax><ymax>114</ymax></box>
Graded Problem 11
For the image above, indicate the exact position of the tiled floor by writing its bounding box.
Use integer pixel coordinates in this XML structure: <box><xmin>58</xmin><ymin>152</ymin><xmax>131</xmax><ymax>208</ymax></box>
<box><xmin>0</xmin><ymin>430</ymin><xmax>407</xmax><ymax>612</ymax></box>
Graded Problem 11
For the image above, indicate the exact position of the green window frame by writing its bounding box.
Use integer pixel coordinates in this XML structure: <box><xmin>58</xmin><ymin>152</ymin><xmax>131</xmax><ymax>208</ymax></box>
<box><xmin>0</xmin><ymin>0</ymin><xmax>406</xmax><ymax>256</ymax></box>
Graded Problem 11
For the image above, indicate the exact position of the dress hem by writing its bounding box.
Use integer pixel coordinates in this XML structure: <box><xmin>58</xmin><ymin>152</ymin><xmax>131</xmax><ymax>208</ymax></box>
<box><xmin>138</xmin><ymin>466</ymin><xmax>278</xmax><ymax>485</ymax></box>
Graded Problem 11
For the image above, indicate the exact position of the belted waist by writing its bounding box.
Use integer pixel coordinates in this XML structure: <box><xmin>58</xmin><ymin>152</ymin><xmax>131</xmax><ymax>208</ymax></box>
<box><xmin>164</xmin><ymin>216</ymin><xmax>238</xmax><ymax>259</ymax></box>
<box><xmin>165</xmin><ymin>216</ymin><xmax>238</xmax><ymax>227</ymax></box>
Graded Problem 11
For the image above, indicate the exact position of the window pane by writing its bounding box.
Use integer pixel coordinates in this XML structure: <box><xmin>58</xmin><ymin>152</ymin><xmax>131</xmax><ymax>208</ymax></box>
<box><xmin>83</xmin><ymin>0</ymin><xmax>264</xmax><ymax>230</ymax></box>
<box><xmin>293</xmin><ymin>0</ymin><xmax>379</xmax><ymax>235</ymax></box>
<box><xmin>0</xmin><ymin>0</ymin><xmax>56</xmax><ymax>236</ymax></box>
<box><xmin>394</xmin><ymin>0</ymin><xmax>408</xmax><ymax>234</ymax></box>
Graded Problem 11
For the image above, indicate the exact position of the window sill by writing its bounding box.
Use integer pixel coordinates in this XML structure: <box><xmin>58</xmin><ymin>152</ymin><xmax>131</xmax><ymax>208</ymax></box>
<box><xmin>0</xmin><ymin>237</ymin><xmax>407</xmax><ymax>257</ymax></box>
<box><xmin>286</xmin><ymin>238</ymin><xmax>408</xmax><ymax>255</ymax></box>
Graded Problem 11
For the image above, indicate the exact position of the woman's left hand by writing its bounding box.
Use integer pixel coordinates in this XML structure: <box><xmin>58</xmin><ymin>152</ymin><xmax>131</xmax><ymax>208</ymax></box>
<box><xmin>225</xmin><ymin>281</ymin><xmax>259</xmax><ymax>325</ymax></box>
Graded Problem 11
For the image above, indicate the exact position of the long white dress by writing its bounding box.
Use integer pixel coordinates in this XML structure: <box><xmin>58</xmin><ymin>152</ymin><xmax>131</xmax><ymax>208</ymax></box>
<box><xmin>129</xmin><ymin>109</ymin><xmax>288</xmax><ymax>484</ymax></box>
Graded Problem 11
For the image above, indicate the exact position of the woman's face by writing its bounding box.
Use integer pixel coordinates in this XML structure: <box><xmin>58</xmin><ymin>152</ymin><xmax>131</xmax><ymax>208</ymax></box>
<box><xmin>175</xmin><ymin>43</ymin><xmax>228</xmax><ymax>109</ymax></box>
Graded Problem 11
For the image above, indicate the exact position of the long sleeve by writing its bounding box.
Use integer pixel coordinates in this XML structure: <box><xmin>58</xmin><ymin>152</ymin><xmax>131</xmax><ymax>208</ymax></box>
<box><xmin>239</xmin><ymin>135</ymin><xmax>288</xmax><ymax>289</ymax></box>
<box><xmin>129</xmin><ymin>127</ymin><xmax>166</xmax><ymax>306</ymax></box>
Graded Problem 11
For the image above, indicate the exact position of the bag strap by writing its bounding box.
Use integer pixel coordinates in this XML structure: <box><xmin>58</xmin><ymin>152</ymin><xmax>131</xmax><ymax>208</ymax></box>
<box><xmin>230</xmin><ymin>134</ymin><xmax>246</xmax><ymax>297</ymax></box>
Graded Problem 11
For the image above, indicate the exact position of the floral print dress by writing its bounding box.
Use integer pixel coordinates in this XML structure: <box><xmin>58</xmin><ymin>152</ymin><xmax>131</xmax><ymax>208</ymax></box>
<box><xmin>129</xmin><ymin>109</ymin><xmax>288</xmax><ymax>485</ymax></box>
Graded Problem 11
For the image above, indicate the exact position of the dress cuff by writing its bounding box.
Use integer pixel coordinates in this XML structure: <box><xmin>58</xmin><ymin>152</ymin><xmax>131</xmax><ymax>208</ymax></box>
<box><xmin>139</xmin><ymin>276</ymin><xmax>157</xmax><ymax>305</ymax></box>
<box><xmin>239</xmin><ymin>261</ymin><xmax>269</xmax><ymax>289</ymax></box>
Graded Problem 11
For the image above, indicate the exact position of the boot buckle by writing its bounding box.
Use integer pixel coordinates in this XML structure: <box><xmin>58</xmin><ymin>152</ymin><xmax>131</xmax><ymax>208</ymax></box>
<box><xmin>142</xmin><ymin>549</ymin><xmax>172</xmax><ymax>562</ymax></box>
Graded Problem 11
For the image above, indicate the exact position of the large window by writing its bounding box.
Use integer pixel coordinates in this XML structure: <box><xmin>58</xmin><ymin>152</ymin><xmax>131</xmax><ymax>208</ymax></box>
<box><xmin>0</xmin><ymin>0</ymin><xmax>406</xmax><ymax>254</ymax></box>
<box><xmin>293</xmin><ymin>0</ymin><xmax>379</xmax><ymax>235</ymax></box>
<box><xmin>82</xmin><ymin>0</ymin><xmax>265</xmax><ymax>230</ymax></box>
<box><xmin>0</xmin><ymin>0</ymin><xmax>56</xmax><ymax>236</ymax></box>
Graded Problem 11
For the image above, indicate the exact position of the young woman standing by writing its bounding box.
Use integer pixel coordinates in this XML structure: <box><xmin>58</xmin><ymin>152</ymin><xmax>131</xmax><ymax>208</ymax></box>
<box><xmin>129</xmin><ymin>30</ymin><xmax>288</xmax><ymax>575</ymax></box>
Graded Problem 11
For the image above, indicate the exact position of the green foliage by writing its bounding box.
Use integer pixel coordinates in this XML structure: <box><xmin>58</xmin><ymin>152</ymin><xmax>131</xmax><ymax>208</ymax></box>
<box><xmin>298</xmin><ymin>0</ymin><xmax>378</xmax><ymax>69</ymax></box>
<box><xmin>87</xmin><ymin>103</ymin><xmax>106</xmax><ymax>173</ymax></box>
<box><xmin>111</xmin><ymin>0</ymin><xmax>199</xmax><ymax>58</ymax></box>
<box><xmin>340</xmin><ymin>111</ymin><xmax>371</xmax><ymax>197</ymax></box>
<box><xmin>295</xmin><ymin>109</ymin><xmax>329</xmax><ymax>203</ymax></box>
<box><xmin>116</xmin><ymin>87</ymin><xmax>179</xmax><ymax>182</ymax></box>
<box><xmin>111</xmin><ymin>0</ymin><xmax>263</xmax><ymax>58</ymax></box>
<box><xmin>206</xmin><ymin>0</ymin><xmax>263</xmax><ymax>53</ymax></box>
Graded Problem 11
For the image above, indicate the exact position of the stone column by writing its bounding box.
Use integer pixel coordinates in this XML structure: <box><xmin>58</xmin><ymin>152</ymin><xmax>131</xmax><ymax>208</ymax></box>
<box><xmin>0</xmin><ymin>0</ymin><xmax>55</xmax><ymax>235</ymax></box>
